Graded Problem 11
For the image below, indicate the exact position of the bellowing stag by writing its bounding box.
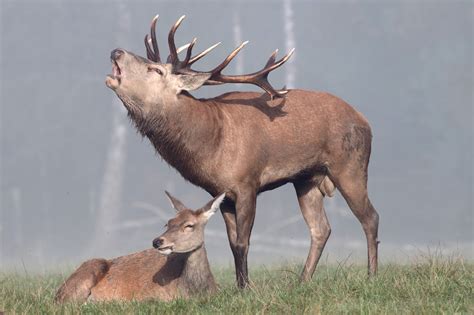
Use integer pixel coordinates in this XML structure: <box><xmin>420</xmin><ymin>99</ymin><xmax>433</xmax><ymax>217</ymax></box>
<box><xmin>105</xmin><ymin>15</ymin><xmax>379</xmax><ymax>288</ymax></box>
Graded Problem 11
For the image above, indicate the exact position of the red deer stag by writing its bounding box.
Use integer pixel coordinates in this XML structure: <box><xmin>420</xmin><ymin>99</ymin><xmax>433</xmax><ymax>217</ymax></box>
<box><xmin>105</xmin><ymin>15</ymin><xmax>379</xmax><ymax>288</ymax></box>
<box><xmin>55</xmin><ymin>192</ymin><xmax>225</xmax><ymax>303</ymax></box>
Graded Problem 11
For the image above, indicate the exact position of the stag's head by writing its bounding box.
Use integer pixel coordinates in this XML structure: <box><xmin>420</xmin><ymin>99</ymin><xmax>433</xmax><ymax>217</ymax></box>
<box><xmin>106</xmin><ymin>15</ymin><xmax>294</xmax><ymax>116</ymax></box>
<box><xmin>152</xmin><ymin>192</ymin><xmax>226</xmax><ymax>255</ymax></box>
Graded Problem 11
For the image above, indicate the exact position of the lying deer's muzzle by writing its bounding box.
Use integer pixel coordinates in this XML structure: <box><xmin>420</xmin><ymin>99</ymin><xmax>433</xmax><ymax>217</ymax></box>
<box><xmin>153</xmin><ymin>236</ymin><xmax>174</xmax><ymax>255</ymax></box>
<box><xmin>152</xmin><ymin>237</ymin><xmax>163</xmax><ymax>249</ymax></box>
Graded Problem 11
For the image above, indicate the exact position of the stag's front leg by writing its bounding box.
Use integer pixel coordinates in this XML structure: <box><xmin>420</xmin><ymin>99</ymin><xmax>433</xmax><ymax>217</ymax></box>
<box><xmin>220</xmin><ymin>199</ymin><xmax>238</xmax><ymax>264</ymax></box>
<box><xmin>233</xmin><ymin>188</ymin><xmax>257</xmax><ymax>288</ymax></box>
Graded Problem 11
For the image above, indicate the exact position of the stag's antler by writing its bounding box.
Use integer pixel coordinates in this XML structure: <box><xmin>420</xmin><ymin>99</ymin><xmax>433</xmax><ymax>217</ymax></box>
<box><xmin>144</xmin><ymin>15</ymin><xmax>161</xmax><ymax>62</ymax></box>
<box><xmin>164</xmin><ymin>15</ymin><xmax>222</xmax><ymax>69</ymax></box>
<box><xmin>145</xmin><ymin>15</ymin><xmax>295</xmax><ymax>99</ymax></box>
<box><xmin>203</xmin><ymin>46</ymin><xmax>295</xmax><ymax>99</ymax></box>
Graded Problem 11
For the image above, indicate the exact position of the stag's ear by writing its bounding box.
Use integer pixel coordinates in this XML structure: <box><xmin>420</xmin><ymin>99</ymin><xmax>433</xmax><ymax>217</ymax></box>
<box><xmin>173</xmin><ymin>73</ymin><xmax>211</xmax><ymax>94</ymax></box>
<box><xmin>201</xmin><ymin>193</ymin><xmax>226</xmax><ymax>221</ymax></box>
<box><xmin>165</xmin><ymin>191</ymin><xmax>188</xmax><ymax>212</ymax></box>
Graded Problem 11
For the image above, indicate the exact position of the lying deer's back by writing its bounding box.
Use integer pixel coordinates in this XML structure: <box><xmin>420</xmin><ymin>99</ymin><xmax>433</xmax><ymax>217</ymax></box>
<box><xmin>89</xmin><ymin>249</ymin><xmax>183</xmax><ymax>302</ymax></box>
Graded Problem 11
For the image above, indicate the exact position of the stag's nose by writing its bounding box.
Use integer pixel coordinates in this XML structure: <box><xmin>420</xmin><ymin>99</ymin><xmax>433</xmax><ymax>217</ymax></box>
<box><xmin>111</xmin><ymin>49</ymin><xmax>125</xmax><ymax>61</ymax></box>
<box><xmin>153</xmin><ymin>237</ymin><xmax>164</xmax><ymax>249</ymax></box>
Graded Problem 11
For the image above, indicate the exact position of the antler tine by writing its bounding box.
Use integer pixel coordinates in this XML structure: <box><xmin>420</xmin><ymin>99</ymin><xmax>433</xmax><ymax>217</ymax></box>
<box><xmin>209</xmin><ymin>41</ymin><xmax>249</xmax><ymax>75</ymax></box>
<box><xmin>167</xmin><ymin>15</ymin><xmax>186</xmax><ymax>65</ymax></box>
<box><xmin>182</xmin><ymin>38</ymin><xmax>197</xmax><ymax>65</ymax></box>
<box><xmin>176</xmin><ymin>43</ymin><xmax>191</xmax><ymax>54</ymax></box>
<box><xmin>188</xmin><ymin>42</ymin><xmax>221</xmax><ymax>65</ymax></box>
<box><xmin>149</xmin><ymin>14</ymin><xmax>161</xmax><ymax>62</ymax></box>
<box><xmin>144</xmin><ymin>35</ymin><xmax>155</xmax><ymax>60</ymax></box>
<box><xmin>260</xmin><ymin>48</ymin><xmax>295</xmax><ymax>74</ymax></box>
<box><xmin>265</xmin><ymin>49</ymin><xmax>278</xmax><ymax>68</ymax></box>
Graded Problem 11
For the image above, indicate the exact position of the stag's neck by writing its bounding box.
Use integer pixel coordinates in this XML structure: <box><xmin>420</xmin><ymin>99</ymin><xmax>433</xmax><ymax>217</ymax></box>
<box><xmin>178</xmin><ymin>245</ymin><xmax>216</xmax><ymax>296</ymax></box>
<box><xmin>132</xmin><ymin>92</ymin><xmax>222</xmax><ymax>188</ymax></box>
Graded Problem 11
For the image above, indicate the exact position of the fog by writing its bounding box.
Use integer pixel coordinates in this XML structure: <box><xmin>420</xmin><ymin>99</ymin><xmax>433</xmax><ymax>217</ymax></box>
<box><xmin>0</xmin><ymin>0</ymin><xmax>472</xmax><ymax>270</ymax></box>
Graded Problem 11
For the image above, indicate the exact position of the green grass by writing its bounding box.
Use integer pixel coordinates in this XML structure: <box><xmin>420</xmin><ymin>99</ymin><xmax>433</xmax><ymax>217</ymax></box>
<box><xmin>1</xmin><ymin>254</ymin><xmax>473</xmax><ymax>314</ymax></box>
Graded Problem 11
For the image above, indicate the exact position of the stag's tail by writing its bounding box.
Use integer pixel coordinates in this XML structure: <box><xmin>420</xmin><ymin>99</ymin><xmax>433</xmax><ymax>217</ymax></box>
<box><xmin>55</xmin><ymin>258</ymin><xmax>110</xmax><ymax>304</ymax></box>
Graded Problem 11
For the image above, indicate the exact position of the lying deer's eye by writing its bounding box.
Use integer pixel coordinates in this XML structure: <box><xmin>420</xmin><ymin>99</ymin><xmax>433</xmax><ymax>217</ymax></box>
<box><xmin>184</xmin><ymin>224</ymin><xmax>194</xmax><ymax>230</ymax></box>
<box><xmin>148</xmin><ymin>67</ymin><xmax>163</xmax><ymax>75</ymax></box>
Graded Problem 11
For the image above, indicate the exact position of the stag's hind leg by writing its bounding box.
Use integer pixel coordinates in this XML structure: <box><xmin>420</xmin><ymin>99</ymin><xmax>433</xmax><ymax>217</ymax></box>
<box><xmin>336</xmin><ymin>175</ymin><xmax>379</xmax><ymax>275</ymax></box>
<box><xmin>55</xmin><ymin>259</ymin><xmax>110</xmax><ymax>303</ymax></box>
<box><xmin>294</xmin><ymin>179</ymin><xmax>331</xmax><ymax>282</ymax></box>
<box><xmin>331</xmin><ymin>167</ymin><xmax>379</xmax><ymax>276</ymax></box>
<box><xmin>330</xmin><ymin>125</ymin><xmax>379</xmax><ymax>276</ymax></box>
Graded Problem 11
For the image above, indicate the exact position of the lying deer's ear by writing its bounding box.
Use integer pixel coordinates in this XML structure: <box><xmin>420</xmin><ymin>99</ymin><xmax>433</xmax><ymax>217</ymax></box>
<box><xmin>165</xmin><ymin>191</ymin><xmax>188</xmax><ymax>212</ymax></box>
<box><xmin>201</xmin><ymin>193</ymin><xmax>226</xmax><ymax>221</ymax></box>
<box><xmin>174</xmin><ymin>73</ymin><xmax>211</xmax><ymax>93</ymax></box>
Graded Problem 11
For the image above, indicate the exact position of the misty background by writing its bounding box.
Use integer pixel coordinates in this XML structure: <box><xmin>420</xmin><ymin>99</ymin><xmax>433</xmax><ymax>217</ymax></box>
<box><xmin>0</xmin><ymin>0</ymin><xmax>472</xmax><ymax>270</ymax></box>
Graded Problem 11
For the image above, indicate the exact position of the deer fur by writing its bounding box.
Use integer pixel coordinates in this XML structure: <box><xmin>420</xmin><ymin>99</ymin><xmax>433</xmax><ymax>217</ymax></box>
<box><xmin>55</xmin><ymin>193</ymin><xmax>225</xmax><ymax>303</ymax></box>
<box><xmin>104</xmin><ymin>16</ymin><xmax>380</xmax><ymax>288</ymax></box>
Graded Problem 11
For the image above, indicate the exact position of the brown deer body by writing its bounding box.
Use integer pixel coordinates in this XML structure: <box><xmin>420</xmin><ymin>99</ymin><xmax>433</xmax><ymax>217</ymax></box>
<box><xmin>55</xmin><ymin>193</ymin><xmax>225</xmax><ymax>303</ymax></box>
<box><xmin>105</xmin><ymin>15</ymin><xmax>379</xmax><ymax>288</ymax></box>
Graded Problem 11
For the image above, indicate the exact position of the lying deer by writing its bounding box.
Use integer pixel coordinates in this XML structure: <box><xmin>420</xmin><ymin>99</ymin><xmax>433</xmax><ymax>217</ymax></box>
<box><xmin>105</xmin><ymin>15</ymin><xmax>379</xmax><ymax>288</ymax></box>
<box><xmin>55</xmin><ymin>192</ymin><xmax>225</xmax><ymax>303</ymax></box>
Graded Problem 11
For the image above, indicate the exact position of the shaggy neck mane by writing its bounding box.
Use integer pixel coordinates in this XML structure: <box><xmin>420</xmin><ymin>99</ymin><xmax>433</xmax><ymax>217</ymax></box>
<box><xmin>125</xmin><ymin>92</ymin><xmax>223</xmax><ymax>188</ymax></box>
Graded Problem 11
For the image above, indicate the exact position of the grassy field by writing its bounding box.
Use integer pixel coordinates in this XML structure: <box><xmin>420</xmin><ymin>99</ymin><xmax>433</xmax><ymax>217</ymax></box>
<box><xmin>1</xmin><ymin>254</ymin><xmax>472</xmax><ymax>314</ymax></box>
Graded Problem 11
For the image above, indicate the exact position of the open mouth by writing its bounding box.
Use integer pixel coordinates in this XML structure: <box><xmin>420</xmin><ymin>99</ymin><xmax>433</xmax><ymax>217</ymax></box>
<box><xmin>111</xmin><ymin>59</ymin><xmax>122</xmax><ymax>81</ymax></box>
<box><xmin>106</xmin><ymin>60</ymin><xmax>122</xmax><ymax>89</ymax></box>
<box><xmin>157</xmin><ymin>245</ymin><xmax>173</xmax><ymax>255</ymax></box>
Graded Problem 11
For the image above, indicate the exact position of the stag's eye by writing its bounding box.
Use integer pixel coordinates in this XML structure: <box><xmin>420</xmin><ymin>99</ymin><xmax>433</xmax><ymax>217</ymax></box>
<box><xmin>184</xmin><ymin>224</ymin><xmax>194</xmax><ymax>230</ymax></box>
<box><xmin>148</xmin><ymin>67</ymin><xmax>163</xmax><ymax>75</ymax></box>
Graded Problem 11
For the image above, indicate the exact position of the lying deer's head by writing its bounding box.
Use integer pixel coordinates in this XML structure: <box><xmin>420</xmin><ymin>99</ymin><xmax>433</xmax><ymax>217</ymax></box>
<box><xmin>105</xmin><ymin>15</ymin><xmax>294</xmax><ymax>115</ymax></box>
<box><xmin>152</xmin><ymin>192</ymin><xmax>226</xmax><ymax>255</ymax></box>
